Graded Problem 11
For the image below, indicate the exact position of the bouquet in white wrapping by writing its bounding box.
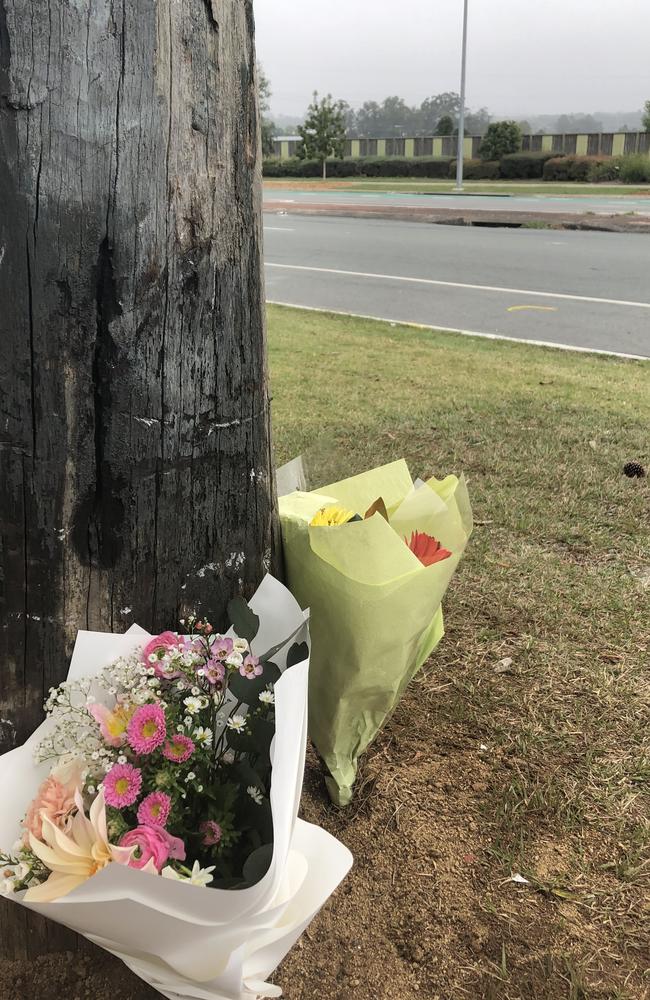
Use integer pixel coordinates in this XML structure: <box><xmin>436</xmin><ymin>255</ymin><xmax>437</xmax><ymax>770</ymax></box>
<box><xmin>0</xmin><ymin>575</ymin><xmax>352</xmax><ymax>1000</ymax></box>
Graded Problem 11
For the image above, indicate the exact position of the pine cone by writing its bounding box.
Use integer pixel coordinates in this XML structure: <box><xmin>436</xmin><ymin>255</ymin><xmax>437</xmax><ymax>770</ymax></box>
<box><xmin>623</xmin><ymin>462</ymin><xmax>646</xmax><ymax>479</ymax></box>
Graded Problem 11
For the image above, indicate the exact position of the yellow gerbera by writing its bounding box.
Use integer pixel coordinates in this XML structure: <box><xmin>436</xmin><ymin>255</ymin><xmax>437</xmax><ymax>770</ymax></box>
<box><xmin>310</xmin><ymin>505</ymin><xmax>356</xmax><ymax>528</ymax></box>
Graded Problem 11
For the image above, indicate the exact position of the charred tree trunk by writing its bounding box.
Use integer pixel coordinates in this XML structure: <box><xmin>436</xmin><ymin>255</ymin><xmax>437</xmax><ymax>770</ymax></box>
<box><xmin>0</xmin><ymin>0</ymin><xmax>276</xmax><ymax>964</ymax></box>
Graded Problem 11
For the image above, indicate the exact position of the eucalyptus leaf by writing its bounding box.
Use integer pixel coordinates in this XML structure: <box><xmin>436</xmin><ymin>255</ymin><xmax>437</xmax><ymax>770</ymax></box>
<box><xmin>242</xmin><ymin>843</ymin><xmax>273</xmax><ymax>884</ymax></box>
<box><xmin>227</xmin><ymin>596</ymin><xmax>260</xmax><ymax>642</ymax></box>
<box><xmin>286</xmin><ymin>641</ymin><xmax>309</xmax><ymax>669</ymax></box>
<box><xmin>228</xmin><ymin>660</ymin><xmax>281</xmax><ymax>704</ymax></box>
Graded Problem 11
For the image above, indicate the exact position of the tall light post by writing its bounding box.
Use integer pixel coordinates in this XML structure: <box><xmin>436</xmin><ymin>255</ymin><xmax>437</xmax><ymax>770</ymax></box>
<box><xmin>454</xmin><ymin>0</ymin><xmax>469</xmax><ymax>192</ymax></box>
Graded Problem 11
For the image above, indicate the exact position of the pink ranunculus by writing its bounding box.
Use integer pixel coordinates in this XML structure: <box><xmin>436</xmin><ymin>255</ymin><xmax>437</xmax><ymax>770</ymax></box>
<box><xmin>141</xmin><ymin>631</ymin><xmax>183</xmax><ymax>679</ymax></box>
<box><xmin>22</xmin><ymin>759</ymin><xmax>84</xmax><ymax>845</ymax></box>
<box><xmin>119</xmin><ymin>826</ymin><xmax>186</xmax><ymax>873</ymax></box>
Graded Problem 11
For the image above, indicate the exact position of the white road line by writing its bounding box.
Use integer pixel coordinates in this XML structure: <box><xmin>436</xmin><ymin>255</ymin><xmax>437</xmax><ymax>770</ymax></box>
<box><xmin>267</xmin><ymin>300</ymin><xmax>649</xmax><ymax>362</ymax></box>
<box><xmin>263</xmin><ymin>227</ymin><xmax>295</xmax><ymax>232</ymax></box>
<box><xmin>265</xmin><ymin>262</ymin><xmax>650</xmax><ymax>310</ymax></box>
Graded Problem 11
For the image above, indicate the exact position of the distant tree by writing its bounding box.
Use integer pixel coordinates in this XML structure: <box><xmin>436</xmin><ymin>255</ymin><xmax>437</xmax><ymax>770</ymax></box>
<box><xmin>643</xmin><ymin>100</ymin><xmax>650</xmax><ymax>132</ymax></box>
<box><xmin>257</xmin><ymin>64</ymin><xmax>276</xmax><ymax>156</ymax></box>
<box><xmin>297</xmin><ymin>92</ymin><xmax>347</xmax><ymax>178</ymax></box>
<box><xmin>435</xmin><ymin>114</ymin><xmax>455</xmax><ymax>136</ymax></box>
<box><xmin>555</xmin><ymin>113</ymin><xmax>602</xmax><ymax>133</ymax></box>
<box><xmin>479</xmin><ymin>120</ymin><xmax>522</xmax><ymax>160</ymax></box>
<box><xmin>517</xmin><ymin>120</ymin><xmax>532</xmax><ymax>134</ymax></box>
<box><xmin>464</xmin><ymin>107</ymin><xmax>491</xmax><ymax>135</ymax></box>
<box><xmin>417</xmin><ymin>92</ymin><xmax>461</xmax><ymax>133</ymax></box>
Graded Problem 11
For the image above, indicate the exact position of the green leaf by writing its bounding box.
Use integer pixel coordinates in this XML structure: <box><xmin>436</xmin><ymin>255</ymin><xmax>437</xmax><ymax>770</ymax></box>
<box><xmin>286</xmin><ymin>641</ymin><xmax>309</xmax><ymax>669</ymax></box>
<box><xmin>249</xmin><ymin>716</ymin><xmax>275</xmax><ymax>762</ymax></box>
<box><xmin>225</xmin><ymin>725</ymin><xmax>253</xmax><ymax>753</ymax></box>
<box><xmin>242</xmin><ymin>843</ymin><xmax>273</xmax><ymax>885</ymax></box>
<box><xmin>228</xmin><ymin>660</ymin><xmax>281</xmax><ymax>705</ymax></box>
<box><xmin>227</xmin><ymin>596</ymin><xmax>260</xmax><ymax>643</ymax></box>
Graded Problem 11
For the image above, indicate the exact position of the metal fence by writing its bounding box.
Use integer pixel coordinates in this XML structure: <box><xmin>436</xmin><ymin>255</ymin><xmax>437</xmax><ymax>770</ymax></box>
<box><xmin>271</xmin><ymin>132</ymin><xmax>650</xmax><ymax>160</ymax></box>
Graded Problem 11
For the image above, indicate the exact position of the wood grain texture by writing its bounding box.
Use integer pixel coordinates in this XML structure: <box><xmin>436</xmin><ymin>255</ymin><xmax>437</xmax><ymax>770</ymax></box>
<box><xmin>0</xmin><ymin>0</ymin><xmax>276</xmax><ymax>962</ymax></box>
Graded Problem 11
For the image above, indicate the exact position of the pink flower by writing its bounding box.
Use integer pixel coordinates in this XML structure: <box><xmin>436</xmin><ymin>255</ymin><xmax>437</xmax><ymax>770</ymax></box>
<box><xmin>137</xmin><ymin>792</ymin><xmax>171</xmax><ymax>828</ymax></box>
<box><xmin>162</xmin><ymin>734</ymin><xmax>195</xmax><ymax>764</ymax></box>
<box><xmin>119</xmin><ymin>826</ymin><xmax>186</xmax><ymax>873</ymax></box>
<box><xmin>239</xmin><ymin>654</ymin><xmax>263</xmax><ymax>679</ymax></box>
<box><xmin>104</xmin><ymin>762</ymin><xmax>143</xmax><ymax>808</ymax></box>
<box><xmin>210</xmin><ymin>635</ymin><xmax>234</xmax><ymax>660</ymax></box>
<box><xmin>204</xmin><ymin>657</ymin><xmax>226</xmax><ymax>685</ymax></box>
<box><xmin>200</xmin><ymin>820</ymin><xmax>222</xmax><ymax>847</ymax></box>
<box><xmin>142</xmin><ymin>631</ymin><xmax>183</xmax><ymax>679</ymax></box>
<box><xmin>22</xmin><ymin>759</ymin><xmax>84</xmax><ymax>845</ymax></box>
<box><xmin>127</xmin><ymin>704</ymin><xmax>167</xmax><ymax>755</ymax></box>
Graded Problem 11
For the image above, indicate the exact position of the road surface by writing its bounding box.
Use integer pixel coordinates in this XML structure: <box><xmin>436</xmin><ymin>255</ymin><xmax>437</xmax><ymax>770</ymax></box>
<box><xmin>263</xmin><ymin>214</ymin><xmax>650</xmax><ymax>358</ymax></box>
<box><xmin>263</xmin><ymin>187</ymin><xmax>650</xmax><ymax>217</ymax></box>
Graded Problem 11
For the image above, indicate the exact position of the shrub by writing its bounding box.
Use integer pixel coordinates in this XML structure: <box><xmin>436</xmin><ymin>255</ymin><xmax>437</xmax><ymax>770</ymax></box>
<box><xmin>449</xmin><ymin>158</ymin><xmax>500</xmax><ymax>180</ymax></box>
<box><xmin>618</xmin><ymin>154</ymin><xmax>650</xmax><ymax>183</ymax></box>
<box><xmin>263</xmin><ymin>156</ymin><xmax>454</xmax><ymax>179</ymax></box>
<box><xmin>479</xmin><ymin>121</ymin><xmax>522</xmax><ymax>161</ymax></box>
<box><xmin>588</xmin><ymin>158</ymin><xmax>622</xmax><ymax>182</ymax></box>
<box><xmin>263</xmin><ymin>157</ymin><xmax>321</xmax><ymax>178</ymax></box>
<box><xmin>499</xmin><ymin>151</ymin><xmax>558</xmax><ymax>179</ymax></box>
<box><xmin>544</xmin><ymin>156</ymin><xmax>618</xmax><ymax>182</ymax></box>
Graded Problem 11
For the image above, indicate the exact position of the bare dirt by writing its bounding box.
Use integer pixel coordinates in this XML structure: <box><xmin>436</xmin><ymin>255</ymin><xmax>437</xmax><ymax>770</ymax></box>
<box><xmin>1</xmin><ymin>677</ymin><xmax>645</xmax><ymax>1000</ymax></box>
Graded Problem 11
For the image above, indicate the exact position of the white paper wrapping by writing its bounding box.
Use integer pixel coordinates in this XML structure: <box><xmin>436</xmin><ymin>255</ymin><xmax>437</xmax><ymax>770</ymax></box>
<box><xmin>0</xmin><ymin>575</ymin><xmax>352</xmax><ymax>999</ymax></box>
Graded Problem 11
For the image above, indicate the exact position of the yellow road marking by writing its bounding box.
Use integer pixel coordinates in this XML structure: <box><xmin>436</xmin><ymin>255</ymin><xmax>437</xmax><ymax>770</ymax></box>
<box><xmin>507</xmin><ymin>305</ymin><xmax>558</xmax><ymax>313</ymax></box>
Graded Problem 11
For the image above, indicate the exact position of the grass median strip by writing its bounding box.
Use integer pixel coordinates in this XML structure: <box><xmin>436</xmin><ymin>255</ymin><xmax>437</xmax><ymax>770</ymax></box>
<box><xmin>269</xmin><ymin>304</ymin><xmax>650</xmax><ymax>1000</ymax></box>
<box><xmin>265</xmin><ymin>178</ymin><xmax>650</xmax><ymax>198</ymax></box>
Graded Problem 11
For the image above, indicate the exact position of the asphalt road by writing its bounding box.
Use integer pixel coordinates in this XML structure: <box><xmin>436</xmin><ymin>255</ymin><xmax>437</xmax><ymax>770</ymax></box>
<box><xmin>263</xmin><ymin>214</ymin><xmax>650</xmax><ymax>358</ymax></box>
<box><xmin>264</xmin><ymin>187</ymin><xmax>650</xmax><ymax>217</ymax></box>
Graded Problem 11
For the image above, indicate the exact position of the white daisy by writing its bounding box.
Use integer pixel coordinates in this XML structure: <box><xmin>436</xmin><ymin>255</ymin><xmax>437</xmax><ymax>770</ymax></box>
<box><xmin>227</xmin><ymin>714</ymin><xmax>247</xmax><ymax>732</ymax></box>
<box><xmin>193</xmin><ymin>726</ymin><xmax>213</xmax><ymax>746</ymax></box>
<box><xmin>258</xmin><ymin>690</ymin><xmax>275</xmax><ymax>705</ymax></box>
<box><xmin>247</xmin><ymin>785</ymin><xmax>263</xmax><ymax>805</ymax></box>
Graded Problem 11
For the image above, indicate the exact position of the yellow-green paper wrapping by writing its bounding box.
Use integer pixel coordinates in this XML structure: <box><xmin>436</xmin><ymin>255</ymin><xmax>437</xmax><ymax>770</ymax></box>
<box><xmin>278</xmin><ymin>460</ymin><xmax>473</xmax><ymax>806</ymax></box>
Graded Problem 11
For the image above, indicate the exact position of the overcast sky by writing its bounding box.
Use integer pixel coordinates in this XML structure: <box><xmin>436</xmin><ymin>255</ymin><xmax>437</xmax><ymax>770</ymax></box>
<box><xmin>253</xmin><ymin>0</ymin><xmax>650</xmax><ymax>118</ymax></box>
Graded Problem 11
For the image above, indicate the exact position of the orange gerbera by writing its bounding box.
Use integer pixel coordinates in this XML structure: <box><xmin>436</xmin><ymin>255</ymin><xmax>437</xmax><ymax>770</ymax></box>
<box><xmin>406</xmin><ymin>531</ymin><xmax>451</xmax><ymax>566</ymax></box>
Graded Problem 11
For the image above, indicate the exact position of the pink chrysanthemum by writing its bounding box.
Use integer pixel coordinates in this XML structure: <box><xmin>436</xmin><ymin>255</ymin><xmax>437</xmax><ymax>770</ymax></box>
<box><xmin>239</xmin><ymin>654</ymin><xmax>263</xmax><ymax>679</ymax></box>
<box><xmin>163</xmin><ymin>734</ymin><xmax>195</xmax><ymax>764</ymax></box>
<box><xmin>137</xmin><ymin>791</ymin><xmax>172</xmax><ymax>828</ymax></box>
<box><xmin>127</xmin><ymin>704</ymin><xmax>167</xmax><ymax>755</ymax></box>
<box><xmin>103</xmin><ymin>763</ymin><xmax>143</xmax><ymax>808</ymax></box>
<box><xmin>200</xmin><ymin>820</ymin><xmax>222</xmax><ymax>847</ymax></box>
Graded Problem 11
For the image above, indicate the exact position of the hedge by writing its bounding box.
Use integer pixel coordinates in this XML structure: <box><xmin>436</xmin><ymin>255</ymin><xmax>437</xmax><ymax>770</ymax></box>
<box><xmin>449</xmin><ymin>158</ymin><xmax>500</xmax><ymax>180</ymax></box>
<box><xmin>263</xmin><ymin>153</ymin><xmax>650</xmax><ymax>183</ymax></box>
<box><xmin>499</xmin><ymin>151</ymin><xmax>558</xmax><ymax>179</ymax></box>
<box><xmin>543</xmin><ymin>156</ymin><xmax>610</xmax><ymax>182</ymax></box>
<box><xmin>263</xmin><ymin>156</ymin><xmax>453</xmax><ymax>179</ymax></box>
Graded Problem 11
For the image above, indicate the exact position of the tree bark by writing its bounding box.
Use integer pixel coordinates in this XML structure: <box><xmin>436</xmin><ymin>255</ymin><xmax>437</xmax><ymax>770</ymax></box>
<box><xmin>0</xmin><ymin>0</ymin><xmax>276</xmax><ymax>964</ymax></box>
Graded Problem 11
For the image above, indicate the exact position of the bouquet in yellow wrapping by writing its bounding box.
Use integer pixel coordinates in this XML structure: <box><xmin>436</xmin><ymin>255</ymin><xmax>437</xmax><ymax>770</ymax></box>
<box><xmin>278</xmin><ymin>459</ymin><xmax>473</xmax><ymax>806</ymax></box>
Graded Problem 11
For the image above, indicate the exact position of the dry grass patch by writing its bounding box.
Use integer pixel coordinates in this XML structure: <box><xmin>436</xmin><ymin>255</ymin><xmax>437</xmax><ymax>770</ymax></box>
<box><xmin>269</xmin><ymin>305</ymin><xmax>650</xmax><ymax>1000</ymax></box>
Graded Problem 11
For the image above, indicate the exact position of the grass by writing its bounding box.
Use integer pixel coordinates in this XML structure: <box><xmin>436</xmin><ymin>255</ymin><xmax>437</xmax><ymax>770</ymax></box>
<box><xmin>269</xmin><ymin>304</ymin><xmax>650</xmax><ymax>999</ymax></box>
<box><xmin>264</xmin><ymin>177</ymin><xmax>650</xmax><ymax>198</ymax></box>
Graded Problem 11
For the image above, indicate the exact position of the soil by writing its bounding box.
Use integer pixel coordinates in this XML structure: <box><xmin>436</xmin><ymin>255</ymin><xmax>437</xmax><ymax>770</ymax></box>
<box><xmin>1</xmin><ymin>693</ymin><xmax>641</xmax><ymax>1000</ymax></box>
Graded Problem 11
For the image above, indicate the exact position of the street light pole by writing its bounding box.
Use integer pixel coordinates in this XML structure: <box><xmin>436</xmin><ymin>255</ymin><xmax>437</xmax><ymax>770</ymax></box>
<box><xmin>454</xmin><ymin>0</ymin><xmax>469</xmax><ymax>192</ymax></box>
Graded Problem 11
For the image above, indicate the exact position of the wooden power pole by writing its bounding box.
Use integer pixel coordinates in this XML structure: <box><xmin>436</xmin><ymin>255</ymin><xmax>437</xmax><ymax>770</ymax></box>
<box><xmin>0</xmin><ymin>0</ymin><xmax>276</xmax><ymax>964</ymax></box>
